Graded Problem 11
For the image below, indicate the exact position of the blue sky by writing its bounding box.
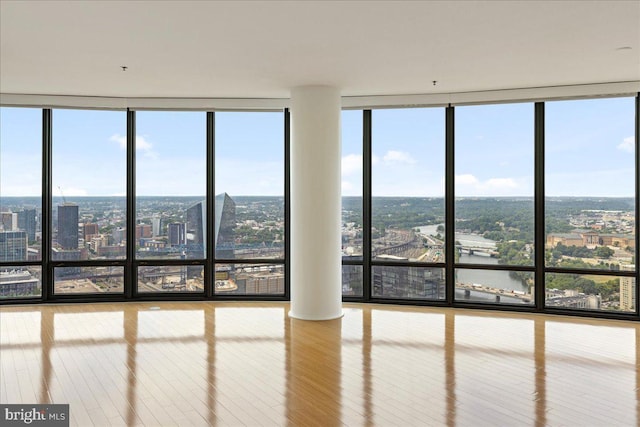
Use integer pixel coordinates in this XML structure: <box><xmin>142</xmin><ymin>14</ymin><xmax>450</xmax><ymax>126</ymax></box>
<box><xmin>0</xmin><ymin>97</ymin><xmax>635</xmax><ymax>198</ymax></box>
<box><xmin>455</xmin><ymin>103</ymin><xmax>534</xmax><ymax>197</ymax></box>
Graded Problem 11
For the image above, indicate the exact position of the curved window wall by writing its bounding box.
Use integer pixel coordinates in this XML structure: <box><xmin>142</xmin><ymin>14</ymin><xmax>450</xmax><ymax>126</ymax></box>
<box><xmin>0</xmin><ymin>94</ymin><xmax>638</xmax><ymax>321</ymax></box>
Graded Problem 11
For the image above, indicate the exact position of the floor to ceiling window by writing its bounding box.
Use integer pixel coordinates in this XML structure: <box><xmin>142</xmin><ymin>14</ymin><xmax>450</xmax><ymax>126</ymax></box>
<box><xmin>51</xmin><ymin>109</ymin><xmax>127</xmax><ymax>295</ymax></box>
<box><xmin>341</xmin><ymin>110</ymin><xmax>364</xmax><ymax>297</ymax></box>
<box><xmin>1</xmin><ymin>94</ymin><xmax>637</xmax><ymax>320</ymax></box>
<box><xmin>545</xmin><ymin>97</ymin><xmax>636</xmax><ymax>313</ymax></box>
<box><xmin>454</xmin><ymin>103</ymin><xmax>535</xmax><ymax>306</ymax></box>
<box><xmin>0</xmin><ymin>107</ymin><xmax>42</xmax><ymax>299</ymax></box>
<box><xmin>214</xmin><ymin>112</ymin><xmax>286</xmax><ymax>296</ymax></box>
<box><xmin>135</xmin><ymin>111</ymin><xmax>207</xmax><ymax>294</ymax></box>
<box><xmin>370</xmin><ymin>108</ymin><xmax>446</xmax><ymax>300</ymax></box>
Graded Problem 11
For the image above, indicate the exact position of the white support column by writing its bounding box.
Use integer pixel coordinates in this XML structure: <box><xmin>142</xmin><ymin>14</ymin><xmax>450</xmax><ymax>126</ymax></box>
<box><xmin>289</xmin><ymin>86</ymin><xmax>343</xmax><ymax>320</ymax></box>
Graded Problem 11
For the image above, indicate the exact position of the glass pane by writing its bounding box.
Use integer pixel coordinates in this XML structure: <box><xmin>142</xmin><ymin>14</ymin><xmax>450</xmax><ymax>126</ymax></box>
<box><xmin>342</xmin><ymin>265</ymin><xmax>363</xmax><ymax>297</ymax></box>
<box><xmin>215</xmin><ymin>112</ymin><xmax>284</xmax><ymax>260</ymax></box>
<box><xmin>52</xmin><ymin>109</ymin><xmax>126</xmax><ymax>261</ymax></box>
<box><xmin>455</xmin><ymin>103</ymin><xmax>534</xmax><ymax>267</ymax></box>
<box><xmin>0</xmin><ymin>266</ymin><xmax>41</xmax><ymax>299</ymax></box>
<box><xmin>342</xmin><ymin>110</ymin><xmax>363</xmax><ymax>260</ymax></box>
<box><xmin>214</xmin><ymin>263</ymin><xmax>284</xmax><ymax>295</ymax></box>
<box><xmin>136</xmin><ymin>112</ymin><xmax>206</xmax><ymax>260</ymax></box>
<box><xmin>545</xmin><ymin>272</ymin><xmax>635</xmax><ymax>313</ymax></box>
<box><xmin>137</xmin><ymin>265</ymin><xmax>204</xmax><ymax>293</ymax></box>
<box><xmin>546</xmin><ymin>98</ymin><xmax>635</xmax><ymax>272</ymax></box>
<box><xmin>54</xmin><ymin>266</ymin><xmax>124</xmax><ymax>294</ymax></box>
<box><xmin>0</xmin><ymin>107</ymin><xmax>42</xmax><ymax>261</ymax></box>
<box><xmin>455</xmin><ymin>268</ymin><xmax>534</xmax><ymax>305</ymax></box>
<box><xmin>372</xmin><ymin>108</ymin><xmax>445</xmax><ymax>262</ymax></box>
<box><xmin>372</xmin><ymin>265</ymin><xmax>445</xmax><ymax>300</ymax></box>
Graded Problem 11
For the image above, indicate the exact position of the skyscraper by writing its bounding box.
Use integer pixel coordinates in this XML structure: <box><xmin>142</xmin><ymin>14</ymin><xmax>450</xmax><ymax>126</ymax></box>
<box><xmin>57</xmin><ymin>204</ymin><xmax>79</xmax><ymax>250</ymax></box>
<box><xmin>215</xmin><ymin>193</ymin><xmax>236</xmax><ymax>259</ymax></box>
<box><xmin>17</xmin><ymin>209</ymin><xmax>37</xmax><ymax>242</ymax></box>
<box><xmin>186</xmin><ymin>200</ymin><xmax>206</xmax><ymax>259</ymax></box>
<box><xmin>112</xmin><ymin>227</ymin><xmax>126</xmax><ymax>245</ymax></box>
<box><xmin>151</xmin><ymin>214</ymin><xmax>161</xmax><ymax>237</ymax></box>
<box><xmin>0</xmin><ymin>231</ymin><xmax>27</xmax><ymax>262</ymax></box>
<box><xmin>83</xmin><ymin>223</ymin><xmax>99</xmax><ymax>241</ymax></box>
<box><xmin>186</xmin><ymin>200</ymin><xmax>206</xmax><ymax>278</ymax></box>
<box><xmin>620</xmin><ymin>264</ymin><xmax>636</xmax><ymax>312</ymax></box>
<box><xmin>0</xmin><ymin>212</ymin><xmax>17</xmax><ymax>231</ymax></box>
<box><xmin>168</xmin><ymin>223</ymin><xmax>185</xmax><ymax>247</ymax></box>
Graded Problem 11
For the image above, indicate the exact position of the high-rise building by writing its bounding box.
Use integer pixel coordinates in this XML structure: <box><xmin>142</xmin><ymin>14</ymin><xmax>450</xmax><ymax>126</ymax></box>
<box><xmin>186</xmin><ymin>200</ymin><xmax>206</xmax><ymax>277</ymax></box>
<box><xmin>167</xmin><ymin>223</ymin><xmax>185</xmax><ymax>246</ymax></box>
<box><xmin>1</xmin><ymin>211</ymin><xmax>18</xmax><ymax>231</ymax></box>
<box><xmin>17</xmin><ymin>209</ymin><xmax>37</xmax><ymax>242</ymax></box>
<box><xmin>83</xmin><ymin>223</ymin><xmax>99</xmax><ymax>241</ymax></box>
<box><xmin>112</xmin><ymin>227</ymin><xmax>126</xmax><ymax>245</ymax></box>
<box><xmin>215</xmin><ymin>193</ymin><xmax>236</xmax><ymax>259</ymax></box>
<box><xmin>57</xmin><ymin>204</ymin><xmax>79</xmax><ymax>250</ymax></box>
<box><xmin>186</xmin><ymin>200</ymin><xmax>206</xmax><ymax>259</ymax></box>
<box><xmin>372</xmin><ymin>263</ymin><xmax>444</xmax><ymax>299</ymax></box>
<box><xmin>135</xmin><ymin>224</ymin><xmax>152</xmax><ymax>242</ymax></box>
<box><xmin>620</xmin><ymin>264</ymin><xmax>636</xmax><ymax>312</ymax></box>
<box><xmin>0</xmin><ymin>231</ymin><xmax>27</xmax><ymax>262</ymax></box>
<box><xmin>151</xmin><ymin>215</ymin><xmax>161</xmax><ymax>237</ymax></box>
<box><xmin>0</xmin><ymin>269</ymin><xmax>40</xmax><ymax>298</ymax></box>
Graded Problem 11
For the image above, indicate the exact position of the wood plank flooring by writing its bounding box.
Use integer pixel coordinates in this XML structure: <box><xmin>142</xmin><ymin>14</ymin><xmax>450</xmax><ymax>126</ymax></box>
<box><xmin>1</xmin><ymin>302</ymin><xmax>638</xmax><ymax>426</ymax></box>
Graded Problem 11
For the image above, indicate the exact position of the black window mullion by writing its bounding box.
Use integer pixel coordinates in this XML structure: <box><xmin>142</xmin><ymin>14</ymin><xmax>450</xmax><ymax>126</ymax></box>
<box><xmin>284</xmin><ymin>108</ymin><xmax>291</xmax><ymax>300</ymax></box>
<box><xmin>445</xmin><ymin>105</ymin><xmax>455</xmax><ymax>306</ymax></box>
<box><xmin>635</xmin><ymin>93</ymin><xmax>639</xmax><ymax>317</ymax></box>
<box><xmin>535</xmin><ymin>102</ymin><xmax>545</xmax><ymax>311</ymax></box>
<box><xmin>363</xmin><ymin>110</ymin><xmax>372</xmax><ymax>302</ymax></box>
<box><xmin>126</xmin><ymin>109</ymin><xmax>136</xmax><ymax>299</ymax></box>
<box><xmin>42</xmin><ymin>109</ymin><xmax>52</xmax><ymax>302</ymax></box>
<box><xmin>206</xmin><ymin>111</ymin><xmax>215</xmax><ymax>299</ymax></box>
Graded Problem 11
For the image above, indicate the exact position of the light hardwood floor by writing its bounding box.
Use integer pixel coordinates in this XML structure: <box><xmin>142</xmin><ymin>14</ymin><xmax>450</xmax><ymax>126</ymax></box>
<box><xmin>1</xmin><ymin>302</ymin><xmax>638</xmax><ymax>426</ymax></box>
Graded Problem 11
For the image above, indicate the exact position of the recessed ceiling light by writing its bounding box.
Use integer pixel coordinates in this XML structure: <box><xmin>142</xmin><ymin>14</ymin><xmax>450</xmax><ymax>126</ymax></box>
<box><xmin>615</xmin><ymin>46</ymin><xmax>632</xmax><ymax>51</ymax></box>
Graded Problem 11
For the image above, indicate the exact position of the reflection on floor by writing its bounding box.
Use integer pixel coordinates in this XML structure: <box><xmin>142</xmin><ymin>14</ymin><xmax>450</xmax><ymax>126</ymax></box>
<box><xmin>1</xmin><ymin>302</ymin><xmax>638</xmax><ymax>426</ymax></box>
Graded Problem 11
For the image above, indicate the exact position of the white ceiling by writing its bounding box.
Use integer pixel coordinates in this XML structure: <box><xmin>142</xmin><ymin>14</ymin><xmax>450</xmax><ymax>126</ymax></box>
<box><xmin>1</xmin><ymin>0</ymin><xmax>639</xmax><ymax>100</ymax></box>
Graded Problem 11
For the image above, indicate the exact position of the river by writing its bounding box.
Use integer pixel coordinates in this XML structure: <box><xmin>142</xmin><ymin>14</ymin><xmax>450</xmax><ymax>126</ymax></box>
<box><xmin>417</xmin><ymin>224</ymin><xmax>529</xmax><ymax>294</ymax></box>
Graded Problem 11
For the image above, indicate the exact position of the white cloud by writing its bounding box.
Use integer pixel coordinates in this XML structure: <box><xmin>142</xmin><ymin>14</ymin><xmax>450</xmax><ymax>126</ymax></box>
<box><xmin>617</xmin><ymin>136</ymin><xmax>634</xmax><ymax>153</ymax></box>
<box><xmin>110</xmin><ymin>134</ymin><xmax>157</xmax><ymax>158</ymax></box>
<box><xmin>341</xmin><ymin>154</ymin><xmax>362</xmax><ymax>176</ymax></box>
<box><xmin>455</xmin><ymin>174</ymin><xmax>522</xmax><ymax>196</ymax></box>
<box><xmin>110</xmin><ymin>134</ymin><xmax>127</xmax><ymax>149</ymax></box>
<box><xmin>383</xmin><ymin>150</ymin><xmax>416</xmax><ymax>164</ymax></box>
<box><xmin>483</xmin><ymin>178</ymin><xmax>517</xmax><ymax>190</ymax></box>
<box><xmin>341</xmin><ymin>181</ymin><xmax>354</xmax><ymax>192</ymax></box>
<box><xmin>372</xmin><ymin>155</ymin><xmax>380</xmax><ymax>165</ymax></box>
<box><xmin>136</xmin><ymin>135</ymin><xmax>153</xmax><ymax>152</ymax></box>
<box><xmin>455</xmin><ymin>174</ymin><xmax>479</xmax><ymax>185</ymax></box>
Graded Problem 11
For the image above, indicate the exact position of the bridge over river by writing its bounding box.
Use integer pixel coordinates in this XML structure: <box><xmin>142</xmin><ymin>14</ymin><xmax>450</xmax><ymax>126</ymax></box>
<box><xmin>457</xmin><ymin>282</ymin><xmax>532</xmax><ymax>303</ymax></box>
